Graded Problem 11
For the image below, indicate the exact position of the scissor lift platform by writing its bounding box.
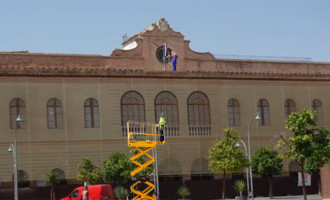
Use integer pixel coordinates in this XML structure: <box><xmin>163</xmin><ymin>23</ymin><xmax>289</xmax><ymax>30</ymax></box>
<box><xmin>128</xmin><ymin>133</ymin><xmax>165</xmax><ymax>148</ymax></box>
<box><xmin>127</xmin><ymin>121</ymin><xmax>165</xmax><ymax>200</ymax></box>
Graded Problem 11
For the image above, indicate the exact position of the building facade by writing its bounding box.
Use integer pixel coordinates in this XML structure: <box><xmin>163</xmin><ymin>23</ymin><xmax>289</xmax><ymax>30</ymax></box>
<box><xmin>0</xmin><ymin>19</ymin><xmax>329</xmax><ymax>198</ymax></box>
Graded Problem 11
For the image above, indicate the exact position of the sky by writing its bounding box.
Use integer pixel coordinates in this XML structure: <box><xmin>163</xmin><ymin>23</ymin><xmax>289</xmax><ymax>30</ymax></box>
<box><xmin>0</xmin><ymin>0</ymin><xmax>329</xmax><ymax>62</ymax></box>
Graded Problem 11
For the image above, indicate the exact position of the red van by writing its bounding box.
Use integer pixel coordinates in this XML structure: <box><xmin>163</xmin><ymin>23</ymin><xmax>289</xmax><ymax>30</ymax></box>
<box><xmin>60</xmin><ymin>184</ymin><xmax>114</xmax><ymax>200</ymax></box>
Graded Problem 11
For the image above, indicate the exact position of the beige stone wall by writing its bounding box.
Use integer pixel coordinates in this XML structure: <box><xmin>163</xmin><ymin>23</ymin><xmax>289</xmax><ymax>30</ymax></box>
<box><xmin>0</xmin><ymin>76</ymin><xmax>329</xmax><ymax>182</ymax></box>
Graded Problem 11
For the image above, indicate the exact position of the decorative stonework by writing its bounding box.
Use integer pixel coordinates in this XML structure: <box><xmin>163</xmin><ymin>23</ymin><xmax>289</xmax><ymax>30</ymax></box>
<box><xmin>156</xmin><ymin>18</ymin><xmax>169</xmax><ymax>32</ymax></box>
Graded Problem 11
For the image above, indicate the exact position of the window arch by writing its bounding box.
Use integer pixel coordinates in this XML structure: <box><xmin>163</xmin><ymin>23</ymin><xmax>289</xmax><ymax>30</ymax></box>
<box><xmin>84</xmin><ymin>98</ymin><xmax>100</xmax><ymax>128</ymax></box>
<box><xmin>284</xmin><ymin>99</ymin><xmax>296</xmax><ymax>118</ymax></box>
<box><xmin>51</xmin><ymin>168</ymin><xmax>65</xmax><ymax>180</ymax></box>
<box><xmin>159</xmin><ymin>159</ymin><xmax>182</xmax><ymax>175</ymax></box>
<box><xmin>121</xmin><ymin>91</ymin><xmax>145</xmax><ymax>136</ymax></box>
<box><xmin>17</xmin><ymin>170</ymin><xmax>28</xmax><ymax>181</ymax></box>
<box><xmin>187</xmin><ymin>91</ymin><xmax>211</xmax><ymax>136</ymax></box>
<box><xmin>47</xmin><ymin>98</ymin><xmax>63</xmax><ymax>129</ymax></box>
<box><xmin>155</xmin><ymin>91</ymin><xmax>179</xmax><ymax>136</ymax></box>
<box><xmin>10</xmin><ymin>98</ymin><xmax>26</xmax><ymax>129</ymax></box>
<box><xmin>312</xmin><ymin>99</ymin><xmax>323</xmax><ymax>125</ymax></box>
<box><xmin>227</xmin><ymin>98</ymin><xmax>240</xmax><ymax>126</ymax></box>
<box><xmin>257</xmin><ymin>99</ymin><xmax>270</xmax><ymax>126</ymax></box>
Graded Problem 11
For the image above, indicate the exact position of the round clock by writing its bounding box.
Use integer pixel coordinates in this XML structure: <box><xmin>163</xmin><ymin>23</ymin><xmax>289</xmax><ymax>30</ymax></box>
<box><xmin>156</xmin><ymin>45</ymin><xmax>172</xmax><ymax>63</ymax></box>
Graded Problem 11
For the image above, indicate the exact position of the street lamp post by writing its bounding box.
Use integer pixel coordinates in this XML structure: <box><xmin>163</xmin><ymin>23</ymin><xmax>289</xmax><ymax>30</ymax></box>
<box><xmin>8</xmin><ymin>114</ymin><xmax>24</xmax><ymax>200</ymax></box>
<box><xmin>247</xmin><ymin>112</ymin><xmax>261</xmax><ymax>200</ymax></box>
<box><xmin>8</xmin><ymin>144</ymin><xmax>16</xmax><ymax>199</ymax></box>
<box><xmin>235</xmin><ymin>140</ymin><xmax>250</xmax><ymax>200</ymax></box>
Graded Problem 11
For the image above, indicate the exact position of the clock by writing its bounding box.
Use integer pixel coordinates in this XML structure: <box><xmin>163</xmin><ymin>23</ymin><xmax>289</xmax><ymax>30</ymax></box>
<box><xmin>156</xmin><ymin>45</ymin><xmax>172</xmax><ymax>63</ymax></box>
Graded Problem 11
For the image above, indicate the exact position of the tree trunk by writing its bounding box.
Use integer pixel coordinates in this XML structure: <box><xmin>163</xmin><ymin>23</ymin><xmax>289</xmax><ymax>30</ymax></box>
<box><xmin>50</xmin><ymin>185</ymin><xmax>55</xmax><ymax>200</ymax></box>
<box><xmin>222</xmin><ymin>171</ymin><xmax>226</xmax><ymax>200</ymax></box>
<box><xmin>300</xmin><ymin>164</ymin><xmax>307</xmax><ymax>200</ymax></box>
<box><xmin>268</xmin><ymin>176</ymin><xmax>273</xmax><ymax>198</ymax></box>
<box><xmin>317</xmin><ymin>174</ymin><xmax>322</xmax><ymax>195</ymax></box>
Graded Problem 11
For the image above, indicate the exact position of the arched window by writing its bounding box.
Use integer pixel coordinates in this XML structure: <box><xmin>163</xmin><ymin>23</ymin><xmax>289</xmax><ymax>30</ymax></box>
<box><xmin>10</xmin><ymin>98</ymin><xmax>26</xmax><ymax>129</ymax></box>
<box><xmin>121</xmin><ymin>91</ymin><xmax>145</xmax><ymax>136</ymax></box>
<box><xmin>51</xmin><ymin>168</ymin><xmax>65</xmax><ymax>180</ymax></box>
<box><xmin>17</xmin><ymin>170</ymin><xmax>28</xmax><ymax>181</ymax></box>
<box><xmin>159</xmin><ymin>159</ymin><xmax>182</xmax><ymax>175</ymax></box>
<box><xmin>187</xmin><ymin>91</ymin><xmax>211</xmax><ymax>136</ymax></box>
<box><xmin>284</xmin><ymin>99</ymin><xmax>296</xmax><ymax>118</ymax></box>
<box><xmin>84</xmin><ymin>98</ymin><xmax>100</xmax><ymax>128</ymax></box>
<box><xmin>257</xmin><ymin>99</ymin><xmax>270</xmax><ymax>126</ymax></box>
<box><xmin>47</xmin><ymin>98</ymin><xmax>63</xmax><ymax>129</ymax></box>
<box><xmin>312</xmin><ymin>99</ymin><xmax>323</xmax><ymax>125</ymax></box>
<box><xmin>155</xmin><ymin>91</ymin><xmax>179</xmax><ymax>136</ymax></box>
<box><xmin>227</xmin><ymin>98</ymin><xmax>240</xmax><ymax>126</ymax></box>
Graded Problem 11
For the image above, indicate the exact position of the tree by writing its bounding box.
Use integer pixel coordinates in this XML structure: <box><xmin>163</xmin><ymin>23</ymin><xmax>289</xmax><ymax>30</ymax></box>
<box><xmin>76</xmin><ymin>157</ymin><xmax>103</xmax><ymax>184</ymax></box>
<box><xmin>103</xmin><ymin>152</ymin><xmax>135</xmax><ymax>184</ymax></box>
<box><xmin>103</xmin><ymin>150</ymin><xmax>154</xmax><ymax>185</ymax></box>
<box><xmin>277</xmin><ymin>110</ymin><xmax>330</xmax><ymax>200</ymax></box>
<box><xmin>304</xmin><ymin>127</ymin><xmax>330</xmax><ymax>194</ymax></box>
<box><xmin>45</xmin><ymin>171</ymin><xmax>58</xmax><ymax>200</ymax></box>
<box><xmin>208</xmin><ymin>128</ymin><xmax>249</xmax><ymax>200</ymax></box>
<box><xmin>252</xmin><ymin>147</ymin><xmax>283</xmax><ymax>198</ymax></box>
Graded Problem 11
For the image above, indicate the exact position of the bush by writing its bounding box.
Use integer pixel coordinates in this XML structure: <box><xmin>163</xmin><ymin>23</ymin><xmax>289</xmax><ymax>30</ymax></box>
<box><xmin>233</xmin><ymin>180</ymin><xmax>245</xmax><ymax>196</ymax></box>
<box><xmin>114</xmin><ymin>186</ymin><xmax>128</xmax><ymax>200</ymax></box>
<box><xmin>178</xmin><ymin>185</ymin><xmax>191</xmax><ymax>199</ymax></box>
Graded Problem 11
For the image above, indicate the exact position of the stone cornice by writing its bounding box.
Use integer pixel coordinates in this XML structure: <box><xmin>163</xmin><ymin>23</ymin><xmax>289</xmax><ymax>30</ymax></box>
<box><xmin>1</xmin><ymin>66</ymin><xmax>330</xmax><ymax>81</ymax></box>
<box><xmin>1</xmin><ymin>52</ymin><xmax>330</xmax><ymax>81</ymax></box>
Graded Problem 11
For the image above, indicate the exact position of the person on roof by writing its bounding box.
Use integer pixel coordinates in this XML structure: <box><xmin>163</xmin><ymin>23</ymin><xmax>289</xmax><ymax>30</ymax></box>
<box><xmin>165</xmin><ymin>47</ymin><xmax>178</xmax><ymax>72</ymax></box>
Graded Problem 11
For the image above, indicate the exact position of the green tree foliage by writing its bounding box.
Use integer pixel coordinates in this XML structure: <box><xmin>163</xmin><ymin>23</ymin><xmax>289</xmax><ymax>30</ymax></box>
<box><xmin>208</xmin><ymin>128</ymin><xmax>249</xmax><ymax>200</ymax></box>
<box><xmin>252</xmin><ymin>147</ymin><xmax>283</xmax><ymax>198</ymax></box>
<box><xmin>103</xmin><ymin>152</ymin><xmax>135</xmax><ymax>184</ymax></box>
<box><xmin>277</xmin><ymin>110</ymin><xmax>330</xmax><ymax>200</ymax></box>
<box><xmin>45</xmin><ymin>171</ymin><xmax>58</xmax><ymax>200</ymax></box>
<box><xmin>304</xmin><ymin>126</ymin><xmax>330</xmax><ymax>175</ymax></box>
<box><xmin>76</xmin><ymin>157</ymin><xmax>103</xmax><ymax>184</ymax></box>
<box><xmin>103</xmin><ymin>150</ymin><xmax>153</xmax><ymax>185</ymax></box>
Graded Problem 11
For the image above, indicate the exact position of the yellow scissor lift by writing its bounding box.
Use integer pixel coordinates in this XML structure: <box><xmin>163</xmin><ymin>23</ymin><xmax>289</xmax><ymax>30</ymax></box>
<box><xmin>127</xmin><ymin>121</ymin><xmax>165</xmax><ymax>200</ymax></box>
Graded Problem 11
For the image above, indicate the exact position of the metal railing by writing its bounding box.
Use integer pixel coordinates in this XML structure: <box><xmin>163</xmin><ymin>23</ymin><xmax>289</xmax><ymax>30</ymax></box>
<box><xmin>126</xmin><ymin>121</ymin><xmax>164</xmax><ymax>144</ymax></box>
<box><xmin>123</xmin><ymin>124</ymin><xmax>179</xmax><ymax>137</ymax></box>
<box><xmin>156</xmin><ymin>125</ymin><xmax>180</xmax><ymax>137</ymax></box>
<box><xmin>122</xmin><ymin>123</ymin><xmax>146</xmax><ymax>137</ymax></box>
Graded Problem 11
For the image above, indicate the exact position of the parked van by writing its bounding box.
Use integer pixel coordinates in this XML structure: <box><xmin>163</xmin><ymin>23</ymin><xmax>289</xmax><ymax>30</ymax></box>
<box><xmin>60</xmin><ymin>184</ymin><xmax>114</xmax><ymax>200</ymax></box>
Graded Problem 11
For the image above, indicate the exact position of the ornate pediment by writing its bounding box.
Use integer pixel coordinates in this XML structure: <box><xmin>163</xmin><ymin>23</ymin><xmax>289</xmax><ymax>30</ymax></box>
<box><xmin>122</xmin><ymin>18</ymin><xmax>184</xmax><ymax>49</ymax></box>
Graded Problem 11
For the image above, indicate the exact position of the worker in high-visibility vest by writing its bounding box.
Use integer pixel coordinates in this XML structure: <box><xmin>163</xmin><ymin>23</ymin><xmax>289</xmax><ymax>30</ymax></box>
<box><xmin>158</xmin><ymin>115</ymin><xmax>166</xmax><ymax>142</ymax></box>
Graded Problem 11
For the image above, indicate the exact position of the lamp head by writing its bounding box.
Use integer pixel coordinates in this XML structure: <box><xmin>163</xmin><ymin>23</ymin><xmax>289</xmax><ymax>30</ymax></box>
<box><xmin>255</xmin><ymin>112</ymin><xmax>261</xmax><ymax>120</ymax></box>
<box><xmin>8</xmin><ymin>145</ymin><xmax>13</xmax><ymax>152</ymax></box>
<box><xmin>235</xmin><ymin>142</ymin><xmax>241</xmax><ymax>147</ymax></box>
<box><xmin>16</xmin><ymin>114</ymin><xmax>24</xmax><ymax>122</ymax></box>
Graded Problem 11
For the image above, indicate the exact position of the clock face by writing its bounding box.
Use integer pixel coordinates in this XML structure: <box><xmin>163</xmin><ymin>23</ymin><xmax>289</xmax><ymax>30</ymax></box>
<box><xmin>156</xmin><ymin>45</ymin><xmax>172</xmax><ymax>63</ymax></box>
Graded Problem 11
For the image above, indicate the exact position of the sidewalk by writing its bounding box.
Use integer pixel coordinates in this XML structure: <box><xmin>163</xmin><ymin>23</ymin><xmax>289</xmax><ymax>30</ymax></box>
<box><xmin>249</xmin><ymin>194</ymin><xmax>322</xmax><ymax>200</ymax></box>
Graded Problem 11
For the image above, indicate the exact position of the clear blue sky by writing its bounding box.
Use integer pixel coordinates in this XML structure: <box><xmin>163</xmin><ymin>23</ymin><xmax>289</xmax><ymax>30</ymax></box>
<box><xmin>1</xmin><ymin>0</ymin><xmax>329</xmax><ymax>62</ymax></box>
